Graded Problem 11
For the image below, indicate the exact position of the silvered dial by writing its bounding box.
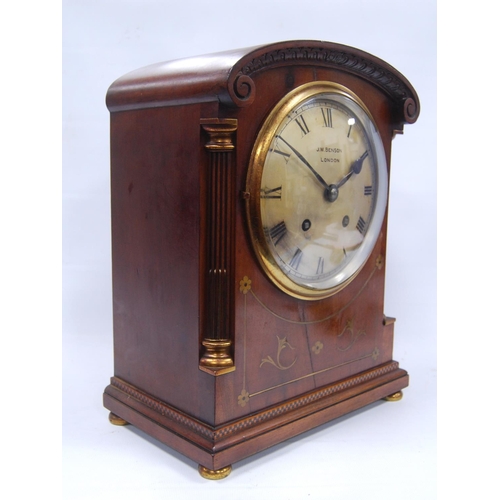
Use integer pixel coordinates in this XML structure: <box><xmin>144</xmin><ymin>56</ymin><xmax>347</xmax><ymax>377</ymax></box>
<box><xmin>247</xmin><ymin>82</ymin><xmax>388</xmax><ymax>300</ymax></box>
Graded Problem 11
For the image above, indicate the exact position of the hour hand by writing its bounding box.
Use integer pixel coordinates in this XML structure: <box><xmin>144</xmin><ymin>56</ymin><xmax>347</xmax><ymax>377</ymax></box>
<box><xmin>276</xmin><ymin>135</ymin><xmax>329</xmax><ymax>190</ymax></box>
<box><xmin>337</xmin><ymin>151</ymin><xmax>369</xmax><ymax>188</ymax></box>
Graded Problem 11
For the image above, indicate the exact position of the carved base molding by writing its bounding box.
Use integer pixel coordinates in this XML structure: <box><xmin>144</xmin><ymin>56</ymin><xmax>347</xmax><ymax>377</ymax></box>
<box><xmin>103</xmin><ymin>362</ymin><xmax>408</xmax><ymax>472</ymax></box>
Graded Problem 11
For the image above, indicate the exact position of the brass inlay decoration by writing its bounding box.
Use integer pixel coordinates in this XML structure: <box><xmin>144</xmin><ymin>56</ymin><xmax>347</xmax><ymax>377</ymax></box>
<box><xmin>232</xmin><ymin>360</ymin><xmax>399</xmax><ymax>422</ymax></box>
<box><xmin>237</xmin><ymin>260</ymin><xmax>385</xmax><ymax>406</ymax></box>
<box><xmin>336</xmin><ymin>319</ymin><xmax>366</xmax><ymax>352</ymax></box>
<box><xmin>239</xmin><ymin>275</ymin><xmax>250</xmax><ymax>406</ymax></box>
<box><xmin>260</xmin><ymin>336</ymin><xmax>297</xmax><ymax>371</ymax></box>
<box><xmin>247</xmin><ymin>257</ymin><xmax>382</xmax><ymax>326</ymax></box>
<box><xmin>249</xmin><ymin>348</ymin><xmax>380</xmax><ymax>400</ymax></box>
<box><xmin>312</xmin><ymin>341</ymin><xmax>324</xmax><ymax>355</ymax></box>
<box><xmin>238</xmin><ymin>389</ymin><xmax>250</xmax><ymax>408</ymax></box>
<box><xmin>239</xmin><ymin>275</ymin><xmax>252</xmax><ymax>294</ymax></box>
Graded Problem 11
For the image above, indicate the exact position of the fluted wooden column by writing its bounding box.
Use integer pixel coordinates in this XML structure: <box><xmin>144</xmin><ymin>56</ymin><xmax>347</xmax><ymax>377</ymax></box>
<box><xmin>199</xmin><ymin>118</ymin><xmax>237</xmax><ymax>375</ymax></box>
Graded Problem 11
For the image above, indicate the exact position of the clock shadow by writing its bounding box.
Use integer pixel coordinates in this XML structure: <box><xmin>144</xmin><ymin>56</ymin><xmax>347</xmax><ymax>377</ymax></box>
<box><xmin>234</xmin><ymin>400</ymin><xmax>386</xmax><ymax>472</ymax></box>
<box><xmin>123</xmin><ymin>425</ymin><xmax>200</xmax><ymax>480</ymax></box>
<box><xmin>118</xmin><ymin>399</ymin><xmax>385</xmax><ymax>480</ymax></box>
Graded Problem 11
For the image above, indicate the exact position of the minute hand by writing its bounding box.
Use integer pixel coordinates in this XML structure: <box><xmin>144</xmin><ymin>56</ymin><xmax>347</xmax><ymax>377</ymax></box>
<box><xmin>276</xmin><ymin>135</ymin><xmax>329</xmax><ymax>190</ymax></box>
<box><xmin>336</xmin><ymin>151</ymin><xmax>369</xmax><ymax>189</ymax></box>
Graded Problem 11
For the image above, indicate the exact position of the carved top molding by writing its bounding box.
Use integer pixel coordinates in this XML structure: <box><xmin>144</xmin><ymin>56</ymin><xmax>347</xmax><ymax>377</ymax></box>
<box><xmin>227</xmin><ymin>42</ymin><xmax>419</xmax><ymax>124</ymax></box>
<box><xmin>106</xmin><ymin>40</ymin><xmax>419</xmax><ymax>125</ymax></box>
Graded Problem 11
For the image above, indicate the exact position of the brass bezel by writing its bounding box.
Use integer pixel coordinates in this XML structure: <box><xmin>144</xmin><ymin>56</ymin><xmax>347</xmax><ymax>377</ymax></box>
<box><xmin>246</xmin><ymin>81</ymin><xmax>386</xmax><ymax>301</ymax></box>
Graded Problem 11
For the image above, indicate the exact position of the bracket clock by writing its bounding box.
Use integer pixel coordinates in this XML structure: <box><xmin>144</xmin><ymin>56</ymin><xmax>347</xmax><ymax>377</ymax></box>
<box><xmin>103</xmin><ymin>40</ymin><xmax>419</xmax><ymax>479</ymax></box>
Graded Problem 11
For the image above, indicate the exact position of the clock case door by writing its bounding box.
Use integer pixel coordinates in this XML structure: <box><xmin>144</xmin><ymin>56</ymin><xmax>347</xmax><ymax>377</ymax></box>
<box><xmin>103</xmin><ymin>40</ymin><xmax>419</xmax><ymax>472</ymax></box>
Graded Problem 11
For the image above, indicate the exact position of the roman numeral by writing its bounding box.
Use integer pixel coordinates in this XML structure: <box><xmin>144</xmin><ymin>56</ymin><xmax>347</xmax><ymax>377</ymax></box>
<box><xmin>289</xmin><ymin>248</ymin><xmax>303</xmax><ymax>270</ymax></box>
<box><xmin>270</xmin><ymin>144</ymin><xmax>291</xmax><ymax>162</ymax></box>
<box><xmin>356</xmin><ymin>216</ymin><xmax>367</xmax><ymax>235</ymax></box>
<box><xmin>294</xmin><ymin>115</ymin><xmax>310</xmax><ymax>136</ymax></box>
<box><xmin>266</xmin><ymin>221</ymin><xmax>287</xmax><ymax>246</ymax></box>
<box><xmin>321</xmin><ymin>107</ymin><xmax>333</xmax><ymax>128</ymax></box>
<box><xmin>261</xmin><ymin>186</ymin><xmax>282</xmax><ymax>199</ymax></box>
<box><xmin>364</xmin><ymin>185</ymin><xmax>373</xmax><ymax>196</ymax></box>
<box><xmin>316</xmin><ymin>256</ymin><xmax>325</xmax><ymax>275</ymax></box>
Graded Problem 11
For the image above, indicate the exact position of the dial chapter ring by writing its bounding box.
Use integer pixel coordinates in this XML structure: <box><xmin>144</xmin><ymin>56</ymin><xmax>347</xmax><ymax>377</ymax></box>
<box><xmin>245</xmin><ymin>81</ymin><xmax>388</xmax><ymax>300</ymax></box>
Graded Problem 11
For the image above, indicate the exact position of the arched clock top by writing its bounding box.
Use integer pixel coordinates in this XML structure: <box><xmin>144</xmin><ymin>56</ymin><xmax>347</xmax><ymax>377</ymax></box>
<box><xmin>226</xmin><ymin>41</ymin><xmax>419</xmax><ymax>124</ymax></box>
<box><xmin>106</xmin><ymin>40</ymin><xmax>419</xmax><ymax>127</ymax></box>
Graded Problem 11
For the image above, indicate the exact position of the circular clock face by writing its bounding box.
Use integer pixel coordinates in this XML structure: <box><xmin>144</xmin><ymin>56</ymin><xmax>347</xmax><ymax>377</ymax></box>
<box><xmin>246</xmin><ymin>82</ymin><xmax>388</xmax><ymax>300</ymax></box>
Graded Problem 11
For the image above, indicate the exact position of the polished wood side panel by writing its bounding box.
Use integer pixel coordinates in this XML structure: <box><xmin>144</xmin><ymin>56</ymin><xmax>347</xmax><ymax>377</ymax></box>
<box><xmin>109</xmin><ymin>103</ymin><xmax>215</xmax><ymax>422</ymax></box>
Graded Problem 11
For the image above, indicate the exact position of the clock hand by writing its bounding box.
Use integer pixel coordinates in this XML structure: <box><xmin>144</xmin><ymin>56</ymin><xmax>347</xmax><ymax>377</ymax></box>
<box><xmin>323</xmin><ymin>150</ymin><xmax>369</xmax><ymax>203</ymax></box>
<box><xmin>336</xmin><ymin>151</ymin><xmax>369</xmax><ymax>189</ymax></box>
<box><xmin>276</xmin><ymin>135</ymin><xmax>330</xmax><ymax>191</ymax></box>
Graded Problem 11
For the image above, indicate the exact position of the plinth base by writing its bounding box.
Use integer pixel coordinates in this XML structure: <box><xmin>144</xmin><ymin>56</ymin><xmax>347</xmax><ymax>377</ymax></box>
<box><xmin>104</xmin><ymin>361</ymin><xmax>408</xmax><ymax>476</ymax></box>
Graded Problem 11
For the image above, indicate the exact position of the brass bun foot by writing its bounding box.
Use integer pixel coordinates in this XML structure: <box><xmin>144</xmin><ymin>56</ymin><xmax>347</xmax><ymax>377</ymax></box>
<box><xmin>108</xmin><ymin>412</ymin><xmax>129</xmax><ymax>426</ymax></box>
<box><xmin>198</xmin><ymin>464</ymin><xmax>232</xmax><ymax>480</ymax></box>
<box><xmin>384</xmin><ymin>391</ymin><xmax>403</xmax><ymax>402</ymax></box>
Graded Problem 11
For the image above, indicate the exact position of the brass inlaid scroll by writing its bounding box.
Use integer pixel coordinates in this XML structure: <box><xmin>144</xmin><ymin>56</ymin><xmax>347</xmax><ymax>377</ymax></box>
<box><xmin>237</xmin><ymin>259</ymin><xmax>384</xmax><ymax>405</ymax></box>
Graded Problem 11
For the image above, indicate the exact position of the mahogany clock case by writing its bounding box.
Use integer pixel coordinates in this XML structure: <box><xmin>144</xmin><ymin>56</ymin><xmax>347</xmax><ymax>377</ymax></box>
<box><xmin>102</xmin><ymin>40</ymin><xmax>419</xmax><ymax>475</ymax></box>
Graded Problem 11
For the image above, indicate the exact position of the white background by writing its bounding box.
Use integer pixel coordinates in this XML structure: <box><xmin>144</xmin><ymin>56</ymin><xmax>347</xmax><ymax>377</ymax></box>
<box><xmin>9</xmin><ymin>0</ymin><xmax>500</xmax><ymax>498</ymax></box>
<box><xmin>60</xmin><ymin>1</ymin><xmax>437</xmax><ymax>498</ymax></box>
<box><xmin>11</xmin><ymin>0</ymin><xmax>493</xmax><ymax>498</ymax></box>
